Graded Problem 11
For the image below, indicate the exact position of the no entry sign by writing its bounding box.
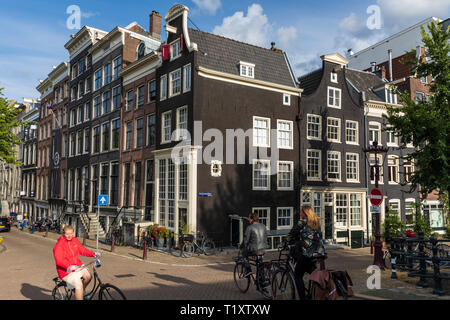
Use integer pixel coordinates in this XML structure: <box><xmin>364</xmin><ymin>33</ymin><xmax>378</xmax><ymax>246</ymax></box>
<box><xmin>369</xmin><ymin>188</ymin><xmax>383</xmax><ymax>206</ymax></box>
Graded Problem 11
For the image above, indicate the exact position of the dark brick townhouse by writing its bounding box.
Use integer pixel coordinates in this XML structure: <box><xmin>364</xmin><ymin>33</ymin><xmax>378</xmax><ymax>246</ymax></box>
<box><xmin>154</xmin><ymin>5</ymin><xmax>302</xmax><ymax>247</ymax></box>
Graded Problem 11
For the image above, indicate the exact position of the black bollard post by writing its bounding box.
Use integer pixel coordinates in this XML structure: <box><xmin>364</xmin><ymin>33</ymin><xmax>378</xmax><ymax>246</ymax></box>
<box><xmin>391</xmin><ymin>238</ymin><xmax>398</xmax><ymax>279</ymax></box>
<box><xmin>431</xmin><ymin>237</ymin><xmax>444</xmax><ymax>296</ymax></box>
<box><xmin>416</xmin><ymin>230</ymin><xmax>429</xmax><ymax>288</ymax></box>
<box><xmin>143</xmin><ymin>236</ymin><xmax>147</xmax><ymax>260</ymax></box>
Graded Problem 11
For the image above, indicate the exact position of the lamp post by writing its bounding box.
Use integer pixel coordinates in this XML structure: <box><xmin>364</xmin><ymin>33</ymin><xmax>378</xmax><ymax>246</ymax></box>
<box><xmin>363</xmin><ymin>140</ymin><xmax>389</xmax><ymax>270</ymax></box>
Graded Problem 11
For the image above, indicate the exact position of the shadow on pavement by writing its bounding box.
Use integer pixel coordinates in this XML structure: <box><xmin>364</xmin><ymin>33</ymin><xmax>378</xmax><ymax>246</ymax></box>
<box><xmin>21</xmin><ymin>283</ymin><xmax>52</xmax><ymax>300</ymax></box>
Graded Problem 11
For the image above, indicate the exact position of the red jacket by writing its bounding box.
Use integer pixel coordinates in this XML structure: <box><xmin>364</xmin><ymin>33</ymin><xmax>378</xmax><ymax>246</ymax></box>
<box><xmin>53</xmin><ymin>236</ymin><xmax>95</xmax><ymax>279</ymax></box>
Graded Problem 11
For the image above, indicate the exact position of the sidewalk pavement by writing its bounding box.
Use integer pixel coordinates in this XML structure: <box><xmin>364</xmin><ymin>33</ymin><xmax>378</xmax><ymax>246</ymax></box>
<box><xmin>20</xmin><ymin>228</ymin><xmax>450</xmax><ymax>300</ymax></box>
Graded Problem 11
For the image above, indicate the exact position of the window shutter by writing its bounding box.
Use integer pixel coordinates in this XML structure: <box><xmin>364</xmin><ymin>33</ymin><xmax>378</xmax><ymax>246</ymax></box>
<box><xmin>162</xmin><ymin>45</ymin><xmax>170</xmax><ymax>61</ymax></box>
<box><xmin>180</xmin><ymin>34</ymin><xmax>184</xmax><ymax>52</ymax></box>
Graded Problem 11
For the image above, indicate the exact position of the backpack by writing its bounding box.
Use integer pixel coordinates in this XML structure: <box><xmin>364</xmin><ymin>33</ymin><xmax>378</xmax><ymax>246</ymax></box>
<box><xmin>309</xmin><ymin>270</ymin><xmax>339</xmax><ymax>300</ymax></box>
<box><xmin>331</xmin><ymin>271</ymin><xmax>354</xmax><ymax>298</ymax></box>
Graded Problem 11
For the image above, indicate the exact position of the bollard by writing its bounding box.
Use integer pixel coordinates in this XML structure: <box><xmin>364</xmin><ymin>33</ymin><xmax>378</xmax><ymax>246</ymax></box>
<box><xmin>416</xmin><ymin>230</ymin><xmax>429</xmax><ymax>288</ymax></box>
<box><xmin>370</xmin><ymin>240</ymin><xmax>374</xmax><ymax>254</ymax></box>
<box><xmin>431</xmin><ymin>237</ymin><xmax>444</xmax><ymax>296</ymax></box>
<box><xmin>111</xmin><ymin>234</ymin><xmax>115</xmax><ymax>253</ymax></box>
<box><xmin>143</xmin><ymin>237</ymin><xmax>147</xmax><ymax>260</ymax></box>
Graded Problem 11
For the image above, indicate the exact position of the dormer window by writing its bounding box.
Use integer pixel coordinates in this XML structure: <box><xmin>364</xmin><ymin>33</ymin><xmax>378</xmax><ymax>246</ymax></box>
<box><xmin>386</xmin><ymin>88</ymin><xmax>397</xmax><ymax>104</ymax></box>
<box><xmin>283</xmin><ymin>94</ymin><xmax>291</xmax><ymax>106</ymax></box>
<box><xmin>171</xmin><ymin>40</ymin><xmax>181</xmax><ymax>60</ymax></box>
<box><xmin>137</xmin><ymin>43</ymin><xmax>146</xmax><ymax>59</ymax></box>
<box><xmin>331</xmin><ymin>72</ymin><xmax>338</xmax><ymax>83</ymax></box>
<box><xmin>240</xmin><ymin>62</ymin><xmax>255</xmax><ymax>78</ymax></box>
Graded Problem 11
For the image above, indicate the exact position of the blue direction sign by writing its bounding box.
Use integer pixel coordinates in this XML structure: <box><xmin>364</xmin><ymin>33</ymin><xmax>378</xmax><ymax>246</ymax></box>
<box><xmin>98</xmin><ymin>195</ymin><xmax>109</xmax><ymax>206</ymax></box>
<box><xmin>198</xmin><ymin>193</ymin><xmax>213</xmax><ymax>198</ymax></box>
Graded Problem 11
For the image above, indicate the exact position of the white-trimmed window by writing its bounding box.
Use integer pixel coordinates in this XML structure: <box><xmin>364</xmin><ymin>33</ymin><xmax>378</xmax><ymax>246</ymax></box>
<box><xmin>240</xmin><ymin>62</ymin><xmax>255</xmax><ymax>78</ymax></box>
<box><xmin>307</xmin><ymin>114</ymin><xmax>321</xmax><ymax>140</ymax></box>
<box><xmin>176</xmin><ymin>106</ymin><xmax>188</xmax><ymax>141</ymax></box>
<box><xmin>277</xmin><ymin>207</ymin><xmax>293</xmax><ymax>230</ymax></box>
<box><xmin>302</xmin><ymin>192</ymin><xmax>311</xmax><ymax>205</ymax></box>
<box><xmin>183</xmin><ymin>64</ymin><xmax>191</xmax><ymax>93</ymax></box>
<box><xmin>388</xmin><ymin>156</ymin><xmax>400</xmax><ymax>184</ymax></box>
<box><xmin>328</xmin><ymin>87</ymin><xmax>341</xmax><ymax>108</ymax></box>
<box><xmin>160</xmin><ymin>75</ymin><xmax>167</xmax><ymax>100</ymax></box>
<box><xmin>404</xmin><ymin>160</ymin><xmax>413</xmax><ymax>183</ymax></box>
<box><xmin>84</xmin><ymin>102</ymin><xmax>90</xmax><ymax>121</ymax></box>
<box><xmin>277</xmin><ymin>120</ymin><xmax>293</xmax><ymax>149</ymax></box>
<box><xmin>327</xmin><ymin>151</ymin><xmax>341</xmax><ymax>181</ymax></box>
<box><xmin>93</xmin><ymin>96</ymin><xmax>101</xmax><ymax>118</ymax></box>
<box><xmin>277</xmin><ymin>161</ymin><xmax>293</xmax><ymax>190</ymax></box>
<box><xmin>346</xmin><ymin>153</ymin><xmax>359</xmax><ymax>183</ymax></box>
<box><xmin>331</xmin><ymin>72</ymin><xmax>338</xmax><ymax>83</ymax></box>
<box><xmin>335</xmin><ymin>194</ymin><xmax>347</xmax><ymax>227</ymax></box>
<box><xmin>161</xmin><ymin>111</ymin><xmax>172</xmax><ymax>144</ymax></box>
<box><xmin>113</xmin><ymin>56</ymin><xmax>122</xmax><ymax>80</ymax></box>
<box><xmin>126</xmin><ymin>90</ymin><xmax>134</xmax><ymax>111</ymax></box>
<box><xmin>211</xmin><ymin>160</ymin><xmax>222</xmax><ymax>177</ymax></box>
<box><xmin>253</xmin><ymin>159</ymin><xmax>270</xmax><ymax>190</ymax></box>
<box><xmin>405</xmin><ymin>200</ymin><xmax>415</xmax><ymax>225</ymax></box>
<box><xmin>388</xmin><ymin>199</ymin><xmax>400</xmax><ymax>215</ymax></box>
<box><xmin>307</xmin><ymin>149</ymin><xmax>321</xmax><ymax>181</ymax></box>
<box><xmin>253</xmin><ymin>117</ymin><xmax>270</xmax><ymax>147</ymax></box>
<box><xmin>169</xmin><ymin>69</ymin><xmax>182</xmax><ymax>97</ymax></box>
<box><xmin>369</xmin><ymin>122</ymin><xmax>381</xmax><ymax>145</ymax></box>
<box><xmin>170</xmin><ymin>39</ymin><xmax>181</xmax><ymax>60</ymax></box>
<box><xmin>253</xmin><ymin>208</ymin><xmax>270</xmax><ymax>230</ymax></box>
<box><xmin>283</xmin><ymin>94</ymin><xmax>291</xmax><ymax>106</ymax></box>
<box><xmin>350</xmin><ymin>194</ymin><xmax>362</xmax><ymax>226</ymax></box>
<box><xmin>345</xmin><ymin>121</ymin><xmax>358</xmax><ymax>145</ymax></box>
<box><xmin>386</xmin><ymin>127</ymin><xmax>398</xmax><ymax>146</ymax></box>
<box><xmin>313</xmin><ymin>192</ymin><xmax>322</xmax><ymax>217</ymax></box>
<box><xmin>94</xmin><ymin>68</ymin><xmax>102</xmax><ymax>91</ymax></box>
<box><xmin>386</xmin><ymin>89</ymin><xmax>397</xmax><ymax>104</ymax></box>
<box><xmin>327</xmin><ymin>117</ymin><xmax>341</xmax><ymax>143</ymax></box>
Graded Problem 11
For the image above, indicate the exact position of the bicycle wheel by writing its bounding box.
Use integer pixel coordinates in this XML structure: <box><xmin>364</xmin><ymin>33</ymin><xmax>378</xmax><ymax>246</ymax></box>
<box><xmin>203</xmin><ymin>239</ymin><xmax>216</xmax><ymax>256</ymax></box>
<box><xmin>99</xmin><ymin>284</ymin><xmax>127</xmax><ymax>300</ymax></box>
<box><xmin>233</xmin><ymin>262</ymin><xmax>251</xmax><ymax>293</ymax></box>
<box><xmin>181</xmin><ymin>242</ymin><xmax>195</xmax><ymax>258</ymax></box>
<box><xmin>259</xmin><ymin>264</ymin><xmax>274</xmax><ymax>300</ymax></box>
<box><xmin>52</xmin><ymin>283</ymin><xmax>71</xmax><ymax>300</ymax></box>
<box><xmin>272</xmin><ymin>270</ymin><xmax>296</xmax><ymax>300</ymax></box>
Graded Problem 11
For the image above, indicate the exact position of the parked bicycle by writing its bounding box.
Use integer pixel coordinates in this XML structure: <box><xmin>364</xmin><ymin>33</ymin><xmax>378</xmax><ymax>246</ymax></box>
<box><xmin>271</xmin><ymin>243</ymin><xmax>349</xmax><ymax>300</ymax></box>
<box><xmin>233</xmin><ymin>245</ymin><xmax>275</xmax><ymax>300</ymax></box>
<box><xmin>52</xmin><ymin>257</ymin><xmax>126</xmax><ymax>300</ymax></box>
<box><xmin>179</xmin><ymin>231</ymin><xmax>216</xmax><ymax>258</ymax></box>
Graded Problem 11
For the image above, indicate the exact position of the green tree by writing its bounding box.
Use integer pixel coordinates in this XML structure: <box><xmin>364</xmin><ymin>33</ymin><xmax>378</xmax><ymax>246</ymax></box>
<box><xmin>0</xmin><ymin>88</ymin><xmax>27</xmax><ymax>165</ymax></box>
<box><xmin>385</xmin><ymin>21</ymin><xmax>450</xmax><ymax>208</ymax></box>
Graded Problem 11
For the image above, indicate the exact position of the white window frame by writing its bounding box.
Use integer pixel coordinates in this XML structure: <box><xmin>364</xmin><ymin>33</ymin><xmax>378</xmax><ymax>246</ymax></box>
<box><xmin>176</xmin><ymin>106</ymin><xmax>188</xmax><ymax>141</ymax></box>
<box><xmin>183</xmin><ymin>64</ymin><xmax>191</xmax><ymax>93</ymax></box>
<box><xmin>253</xmin><ymin>116</ymin><xmax>271</xmax><ymax>148</ymax></box>
<box><xmin>388</xmin><ymin>156</ymin><xmax>400</xmax><ymax>184</ymax></box>
<box><xmin>404</xmin><ymin>160</ymin><xmax>414</xmax><ymax>184</ymax></box>
<box><xmin>169</xmin><ymin>68</ymin><xmax>182</xmax><ymax>98</ymax></box>
<box><xmin>346</xmin><ymin>153</ymin><xmax>359</xmax><ymax>183</ymax></box>
<box><xmin>240</xmin><ymin>61</ymin><xmax>255</xmax><ymax>79</ymax></box>
<box><xmin>345</xmin><ymin>120</ymin><xmax>359</xmax><ymax>145</ymax></box>
<box><xmin>369</xmin><ymin>154</ymin><xmax>384</xmax><ymax>184</ymax></box>
<box><xmin>160</xmin><ymin>74</ymin><xmax>167</xmax><ymax>101</ymax></box>
<box><xmin>161</xmin><ymin>111</ymin><xmax>172</xmax><ymax>144</ymax></box>
<box><xmin>388</xmin><ymin>199</ymin><xmax>401</xmax><ymax>216</ymax></box>
<box><xmin>307</xmin><ymin>149</ymin><xmax>321</xmax><ymax>181</ymax></box>
<box><xmin>331</xmin><ymin>72</ymin><xmax>338</xmax><ymax>83</ymax></box>
<box><xmin>277</xmin><ymin>207</ymin><xmax>293</xmax><ymax>230</ymax></box>
<box><xmin>94</xmin><ymin>68</ymin><xmax>102</xmax><ymax>91</ymax></box>
<box><xmin>369</xmin><ymin>122</ymin><xmax>382</xmax><ymax>145</ymax></box>
<box><xmin>252</xmin><ymin>159</ymin><xmax>271</xmax><ymax>191</ymax></box>
<box><xmin>252</xmin><ymin>207</ymin><xmax>271</xmax><ymax>230</ymax></box>
<box><xmin>327</xmin><ymin>151</ymin><xmax>341</xmax><ymax>182</ymax></box>
<box><xmin>170</xmin><ymin>39</ymin><xmax>182</xmax><ymax>61</ymax></box>
<box><xmin>307</xmin><ymin>114</ymin><xmax>322</xmax><ymax>141</ymax></box>
<box><xmin>277</xmin><ymin>161</ymin><xmax>294</xmax><ymax>191</ymax></box>
<box><xmin>327</xmin><ymin>86</ymin><xmax>341</xmax><ymax>108</ymax></box>
<box><xmin>386</xmin><ymin>126</ymin><xmax>399</xmax><ymax>147</ymax></box>
<box><xmin>277</xmin><ymin>120</ymin><xmax>293</xmax><ymax>150</ymax></box>
<box><xmin>327</xmin><ymin>117</ymin><xmax>341</xmax><ymax>143</ymax></box>
<box><xmin>283</xmin><ymin>94</ymin><xmax>291</xmax><ymax>106</ymax></box>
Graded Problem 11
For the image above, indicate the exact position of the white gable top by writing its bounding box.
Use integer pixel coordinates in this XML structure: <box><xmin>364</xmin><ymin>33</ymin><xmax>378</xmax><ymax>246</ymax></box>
<box><xmin>321</xmin><ymin>53</ymin><xmax>349</xmax><ymax>67</ymax></box>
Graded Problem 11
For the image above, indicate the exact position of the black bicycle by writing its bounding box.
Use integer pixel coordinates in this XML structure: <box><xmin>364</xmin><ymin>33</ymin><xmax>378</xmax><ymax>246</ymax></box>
<box><xmin>271</xmin><ymin>244</ymin><xmax>345</xmax><ymax>300</ymax></box>
<box><xmin>233</xmin><ymin>246</ymin><xmax>275</xmax><ymax>300</ymax></box>
<box><xmin>180</xmin><ymin>232</ymin><xmax>216</xmax><ymax>258</ymax></box>
<box><xmin>52</xmin><ymin>258</ymin><xmax>126</xmax><ymax>300</ymax></box>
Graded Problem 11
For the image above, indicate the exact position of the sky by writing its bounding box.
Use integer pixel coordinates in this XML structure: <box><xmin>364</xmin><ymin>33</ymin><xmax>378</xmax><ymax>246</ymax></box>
<box><xmin>0</xmin><ymin>0</ymin><xmax>449</xmax><ymax>102</ymax></box>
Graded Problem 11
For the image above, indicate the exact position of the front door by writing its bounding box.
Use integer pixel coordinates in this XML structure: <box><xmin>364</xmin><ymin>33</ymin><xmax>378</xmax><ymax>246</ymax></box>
<box><xmin>325</xmin><ymin>206</ymin><xmax>333</xmax><ymax>240</ymax></box>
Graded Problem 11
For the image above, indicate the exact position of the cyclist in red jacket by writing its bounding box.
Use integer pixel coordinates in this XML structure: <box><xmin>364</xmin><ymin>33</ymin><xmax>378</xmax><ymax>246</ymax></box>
<box><xmin>53</xmin><ymin>225</ymin><xmax>99</xmax><ymax>300</ymax></box>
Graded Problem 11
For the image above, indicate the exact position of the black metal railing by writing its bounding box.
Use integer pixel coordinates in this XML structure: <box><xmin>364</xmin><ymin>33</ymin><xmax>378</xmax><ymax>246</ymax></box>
<box><xmin>389</xmin><ymin>231</ymin><xmax>450</xmax><ymax>296</ymax></box>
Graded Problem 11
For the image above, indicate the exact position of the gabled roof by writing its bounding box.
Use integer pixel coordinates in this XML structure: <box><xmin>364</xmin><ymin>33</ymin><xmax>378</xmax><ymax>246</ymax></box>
<box><xmin>344</xmin><ymin>68</ymin><xmax>388</xmax><ymax>102</ymax></box>
<box><xmin>298</xmin><ymin>69</ymin><xmax>323</xmax><ymax>95</ymax></box>
<box><xmin>188</xmin><ymin>28</ymin><xmax>297</xmax><ymax>88</ymax></box>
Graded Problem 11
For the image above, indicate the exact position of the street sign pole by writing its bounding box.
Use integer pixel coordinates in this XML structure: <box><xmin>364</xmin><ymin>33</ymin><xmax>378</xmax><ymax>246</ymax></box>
<box><xmin>97</xmin><ymin>202</ymin><xmax>99</xmax><ymax>251</ymax></box>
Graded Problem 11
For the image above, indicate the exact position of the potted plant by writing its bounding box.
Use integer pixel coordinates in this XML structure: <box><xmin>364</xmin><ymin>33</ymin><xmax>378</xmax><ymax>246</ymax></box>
<box><xmin>156</xmin><ymin>227</ymin><xmax>168</xmax><ymax>248</ymax></box>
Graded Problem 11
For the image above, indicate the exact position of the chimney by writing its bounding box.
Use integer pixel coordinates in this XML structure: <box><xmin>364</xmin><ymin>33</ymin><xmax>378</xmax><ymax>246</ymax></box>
<box><xmin>348</xmin><ymin>48</ymin><xmax>354</xmax><ymax>56</ymax></box>
<box><xmin>150</xmin><ymin>11</ymin><xmax>162</xmax><ymax>41</ymax></box>
<box><xmin>370</xmin><ymin>62</ymin><xmax>377</xmax><ymax>73</ymax></box>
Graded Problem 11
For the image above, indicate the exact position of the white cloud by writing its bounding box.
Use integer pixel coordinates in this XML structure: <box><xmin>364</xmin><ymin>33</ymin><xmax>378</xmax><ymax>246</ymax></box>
<box><xmin>277</xmin><ymin>26</ymin><xmax>298</xmax><ymax>49</ymax></box>
<box><xmin>192</xmin><ymin>0</ymin><xmax>222</xmax><ymax>15</ymax></box>
<box><xmin>81</xmin><ymin>11</ymin><xmax>100</xmax><ymax>19</ymax></box>
<box><xmin>213</xmin><ymin>4</ymin><xmax>272</xmax><ymax>47</ymax></box>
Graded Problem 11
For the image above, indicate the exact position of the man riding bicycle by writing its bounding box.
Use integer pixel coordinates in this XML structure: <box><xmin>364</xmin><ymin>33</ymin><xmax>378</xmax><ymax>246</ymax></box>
<box><xmin>287</xmin><ymin>205</ymin><xmax>326</xmax><ymax>300</ymax></box>
<box><xmin>53</xmin><ymin>225</ymin><xmax>100</xmax><ymax>300</ymax></box>
<box><xmin>241</xmin><ymin>212</ymin><xmax>268</xmax><ymax>277</ymax></box>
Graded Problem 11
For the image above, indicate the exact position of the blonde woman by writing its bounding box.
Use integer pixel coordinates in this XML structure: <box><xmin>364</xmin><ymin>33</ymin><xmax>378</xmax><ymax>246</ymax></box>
<box><xmin>287</xmin><ymin>205</ymin><xmax>326</xmax><ymax>300</ymax></box>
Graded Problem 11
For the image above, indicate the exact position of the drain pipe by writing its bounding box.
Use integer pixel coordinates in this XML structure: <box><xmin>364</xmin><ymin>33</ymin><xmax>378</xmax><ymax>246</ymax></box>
<box><xmin>362</xmin><ymin>91</ymin><xmax>371</xmax><ymax>244</ymax></box>
<box><xmin>388</xmin><ymin>49</ymin><xmax>393</xmax><ymax>82</ymax></box>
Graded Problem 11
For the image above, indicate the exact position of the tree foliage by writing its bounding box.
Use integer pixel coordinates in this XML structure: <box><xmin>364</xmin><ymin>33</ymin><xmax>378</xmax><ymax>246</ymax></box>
<box><xmin>0</xmin><ymin>88</ymin><xmax>27</xmax><ymax>165</ymax></box>
<box><xmin>385</xmin><ymin>21</ymin><xmax>450</xmax><ymax>204</ymax></box>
